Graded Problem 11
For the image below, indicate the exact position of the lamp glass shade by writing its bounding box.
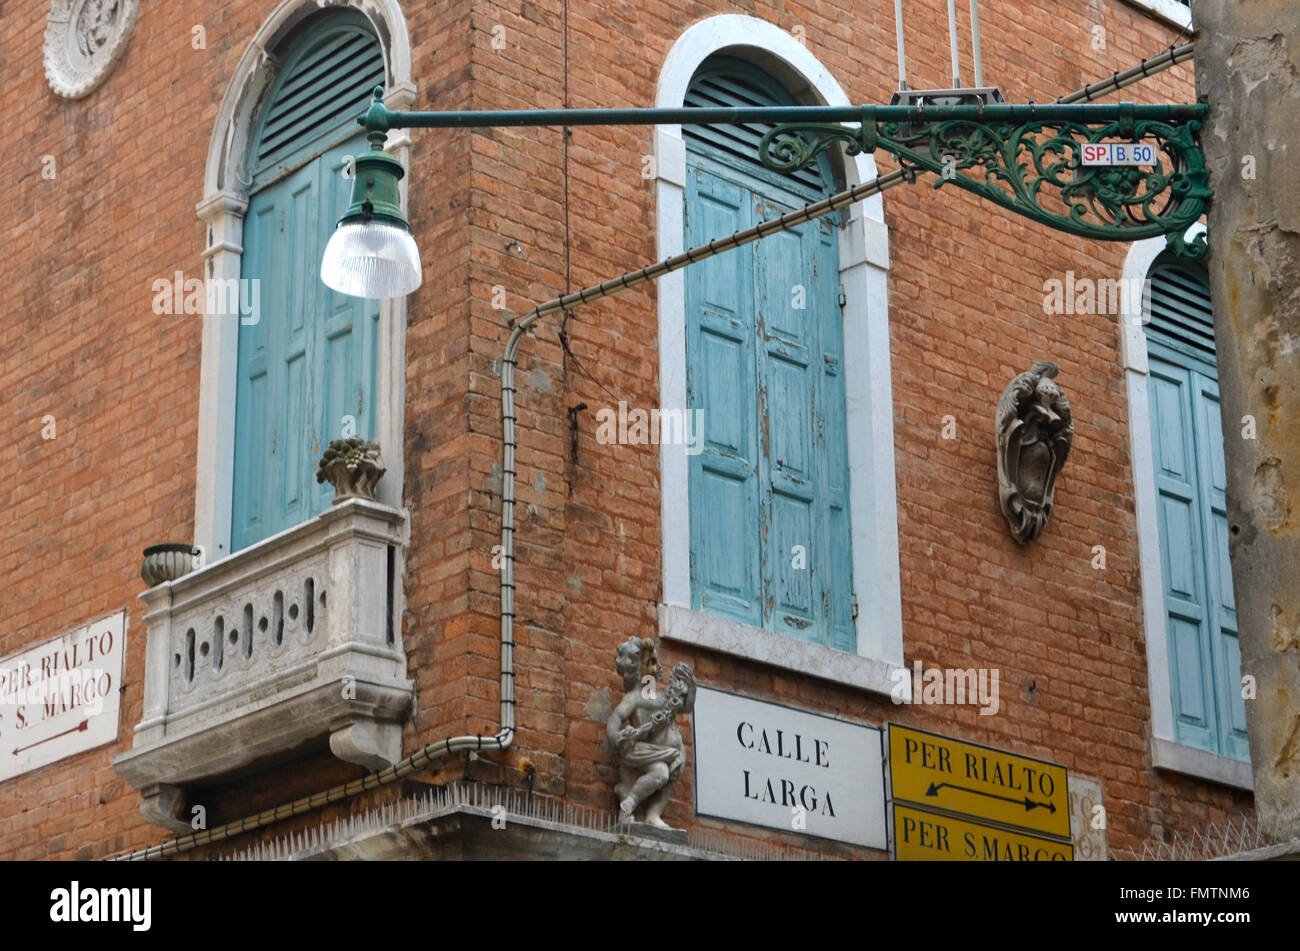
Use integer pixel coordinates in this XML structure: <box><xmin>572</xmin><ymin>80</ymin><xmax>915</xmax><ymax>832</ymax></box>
<box><xmin>320</xmin><ymin>220</ymin><xmax>422</xmax><ymax>299</ymax></box>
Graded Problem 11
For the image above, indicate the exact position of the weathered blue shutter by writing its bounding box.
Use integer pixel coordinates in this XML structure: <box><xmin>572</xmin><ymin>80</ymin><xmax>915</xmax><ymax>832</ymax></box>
<box><xmin>687</xmin><ymin>167</ymin><xmax>763</xmax><ymax>627</ymax></box>
<box><xmin>685</xmin><ymin>59</ymin><xmax>854</xmax><ymax>649</ymax></box>
<box><xmin>1145</xmin><ymin>260</ymin><xmax>1248</xmax><ymax>760</ymax></box>
<box><xmin>817</xmin><ymin>221</ymin><xmax>856</xmax><ymax>653</ymax></box>
<box><xmin>231</xmin><ymin>15</ymin><xmax>384</xmax><ymax>552</ymax></box>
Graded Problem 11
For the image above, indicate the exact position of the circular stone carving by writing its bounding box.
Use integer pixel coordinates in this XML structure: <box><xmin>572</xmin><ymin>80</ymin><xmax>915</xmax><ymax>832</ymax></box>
<box><xmin>44</xmin><ymin>0</ymin><xmax>140</xmax><ymax>99</ymax></box>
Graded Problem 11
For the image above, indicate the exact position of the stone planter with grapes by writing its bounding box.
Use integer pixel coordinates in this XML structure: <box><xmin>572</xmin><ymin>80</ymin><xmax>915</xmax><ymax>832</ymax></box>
<box><xmin>316</xmin><ymin>437</ymin><xmax>386</xmax><ymax>504</ymax></box>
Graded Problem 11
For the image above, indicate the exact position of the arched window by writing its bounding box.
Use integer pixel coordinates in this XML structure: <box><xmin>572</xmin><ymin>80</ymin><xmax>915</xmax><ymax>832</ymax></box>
<box><xmin>1143</xmin><ymin>255</ymin><xmax>1248</xmax><ymax>761</ymax></box>
<box><xmin>683</xmin><ymin>57</ymin><xmax>855</xmax><ymax>651</ymax></box>
<box><xmin>231</xmin><ymin>11</ymin><xmax>386</xmax><ymax>551</ymax></box>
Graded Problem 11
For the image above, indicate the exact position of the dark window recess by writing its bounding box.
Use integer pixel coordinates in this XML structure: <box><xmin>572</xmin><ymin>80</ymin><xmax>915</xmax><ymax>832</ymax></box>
<box><xmin>386</xmin><ymin>545</ymin><xmax>396</xmax><ymax>645</ymax></box>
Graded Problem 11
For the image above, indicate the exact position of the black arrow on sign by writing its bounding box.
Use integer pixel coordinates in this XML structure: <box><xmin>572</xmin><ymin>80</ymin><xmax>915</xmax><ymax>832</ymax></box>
<box><xmin>925</xmin><ymin>781</ymin><xmax>1055</xmax><ymax>813</ymax></box>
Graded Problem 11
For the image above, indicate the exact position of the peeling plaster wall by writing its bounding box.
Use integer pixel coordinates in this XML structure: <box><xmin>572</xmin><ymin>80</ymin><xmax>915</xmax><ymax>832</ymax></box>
<box><xmin>1194</xmin><ymin>1</ymin><xmax>1300</xmax><ymax>841</ymax></box>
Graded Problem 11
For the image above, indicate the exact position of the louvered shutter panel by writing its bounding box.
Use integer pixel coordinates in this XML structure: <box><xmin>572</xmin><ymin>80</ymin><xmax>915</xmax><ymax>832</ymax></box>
<box><xmin>252</xmin><ymin>18</ymin><xmax>386</xmax><ymax>181</ymax></box>
<box><xmin>1146</xmin><ymin>264</ymin><xmax>1216</xmax><ymax>363</ymax></box>
<box><xmin>1145</xmin><ymin>257</ymin><xmax>1248</xmax><ymax>761</ymax></box>
<box><xmin>683</xmin><ymin>58</ymin><xmax>829</xmax><ymax>197</ymax></box>
<box><xmin>684</xmin><ymin>60</ymin><xmax>854</xmax><ymax>650</ymax></box>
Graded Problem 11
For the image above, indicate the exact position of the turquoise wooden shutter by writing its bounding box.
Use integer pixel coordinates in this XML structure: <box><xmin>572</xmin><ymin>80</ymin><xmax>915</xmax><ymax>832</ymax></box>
<box><xmin>1145</xmin><ymin>259</ymin><xmax>1248</xmax><ymax>760</ymax></box>
<box><xmin>687</xmin><ymin>166</ymin><xmax>763</xmax><ymax>628</ymax></box>
<box><xmin>231</xmin><ymin>15</ymin><xmax>384</xmax><ymax>552</ymax></box>
<box><xmin>684</xmin><ymin>59</ymin><xmax>854</xmax><ymax>650</ymax></box>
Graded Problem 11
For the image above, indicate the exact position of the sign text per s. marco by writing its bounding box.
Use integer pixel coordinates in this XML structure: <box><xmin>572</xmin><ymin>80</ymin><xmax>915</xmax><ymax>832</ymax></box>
<box><xmin>360</xmin><ymin>93</ymin><xmax>1211</xmax><ymax>261</ymax></box>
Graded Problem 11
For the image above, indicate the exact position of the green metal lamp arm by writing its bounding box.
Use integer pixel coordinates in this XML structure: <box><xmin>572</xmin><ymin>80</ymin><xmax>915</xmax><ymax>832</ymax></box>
<box><xmin>357</xmin><ymin>87</ymin><xmax>1211</xmax><ymax>259</ymax></box>
<box><xmin>359</xmin><ymin>87</ymin><xmax>1205</xmax><ymax>131</ymax></box>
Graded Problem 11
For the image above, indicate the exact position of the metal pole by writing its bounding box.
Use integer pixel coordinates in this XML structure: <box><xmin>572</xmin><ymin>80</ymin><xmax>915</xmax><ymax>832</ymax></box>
<box><xmin>948</xmin><ymin>0</ymin><xmax>963</xmax><ymax>87</ymax></box>
<box><xmin>373</xmin><ymin>101</ymin><xmax>1206</xmax><ymax>132</ymax></box>
<box><xmin>970</xmin><ymin>0</ymin><xmax>984</xmax><ymax>88</ymax></box>
<box><xmin>895</xmin><ymin>0</ymin><xmax>908</xmax><ymax>89</ymax></box>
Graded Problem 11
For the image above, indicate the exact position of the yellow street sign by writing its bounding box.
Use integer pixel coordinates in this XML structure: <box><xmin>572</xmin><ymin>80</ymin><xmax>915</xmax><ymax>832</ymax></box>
<box><xmin>893</xmin><ymin>804</ymin><xmax>1073</xmax><ymax>861</ymax></box>
<box><xmin>888</xmin><ymin>724</ymin><xmax>1070</xmax><ymax>839</ymax></box>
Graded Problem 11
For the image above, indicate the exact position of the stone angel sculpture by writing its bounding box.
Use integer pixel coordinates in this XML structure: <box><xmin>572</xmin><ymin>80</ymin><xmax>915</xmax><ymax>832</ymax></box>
<box><xmin>996</xmin><ymin>361</ymin><xmax>1074</xmax><ymax>544</ymax></box>
<box><xmin>607</xmin><ymin>637</ymin><xmax>696</xmax><ymax>829</ymax></box>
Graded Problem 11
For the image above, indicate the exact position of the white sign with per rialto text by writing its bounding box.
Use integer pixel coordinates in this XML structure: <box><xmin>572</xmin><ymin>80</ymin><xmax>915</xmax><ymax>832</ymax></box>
<box><xmin>692</xmin><ymin>686</ymin><xmax>887</xmax><ymax>849</ymax></box>
<box><xmin>0</xmin><ymin>609</ymin><xmax>126</xmax><ymax>782</ymax></box>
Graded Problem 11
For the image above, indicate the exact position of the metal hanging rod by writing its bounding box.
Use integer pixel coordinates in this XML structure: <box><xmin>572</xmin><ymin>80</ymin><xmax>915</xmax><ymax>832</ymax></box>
<box><xmin>364</xmin><ymin>100</ymin><xmax>1205</xmax><ymax>132</ymax></box>
<box><xmin>948</xmin><ymin>0</ymin><xmax>963</xmax><ymax>87</ymax></box>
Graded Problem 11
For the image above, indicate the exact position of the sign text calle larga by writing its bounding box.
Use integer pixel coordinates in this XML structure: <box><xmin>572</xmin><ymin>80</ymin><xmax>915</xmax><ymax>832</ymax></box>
<box><xmin>692</xmin><ymin>687</ymin><xmax>887</xmax><ymax>849</ymax></box>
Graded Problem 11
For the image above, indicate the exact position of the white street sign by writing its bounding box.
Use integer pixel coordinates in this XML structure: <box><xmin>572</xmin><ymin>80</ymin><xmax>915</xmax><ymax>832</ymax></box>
<box><xmin>0</xmin><ymin>609</ymin><xmax>126</xmax><ymax>782</ymax></box>
<box><xmin>692</xmin><ymin>686</ymin><xmax>887</xmax><ymax>849</ymax></box>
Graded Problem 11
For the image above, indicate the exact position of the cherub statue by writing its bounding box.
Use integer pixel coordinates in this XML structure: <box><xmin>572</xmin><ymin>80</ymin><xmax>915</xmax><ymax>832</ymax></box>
<box><xmin>607</xmin><ymin>637</ymin><xmax>696</xmax><ymax>829</ymax></box>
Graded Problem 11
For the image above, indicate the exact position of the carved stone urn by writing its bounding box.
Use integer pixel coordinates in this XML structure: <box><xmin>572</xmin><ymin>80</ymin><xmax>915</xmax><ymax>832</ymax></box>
<box><xmin>316</xmin><ymin>437</ymin><xmax>386</xmax><ymax>504</ymax></box>
<box><xmin>996</xmin><ymin>361</ymin><xmax>1074</xmax><ymax>544</ymax></box>
<box><xmin>140</xmin><ymin>544</ymin><xmax>201</xmax><ymax>587</ymax></box>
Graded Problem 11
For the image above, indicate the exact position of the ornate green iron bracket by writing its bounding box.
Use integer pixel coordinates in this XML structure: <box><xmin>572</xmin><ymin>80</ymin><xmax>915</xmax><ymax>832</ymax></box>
<box><xmin>359</xmin><ymin>91</ymin><xmax>1211</xmax><ymax>260</ymax></box>
<box><xmin>758</xmin><ymin>102</ymin><xmax>1211</xmax><ymax>260</ymax></box>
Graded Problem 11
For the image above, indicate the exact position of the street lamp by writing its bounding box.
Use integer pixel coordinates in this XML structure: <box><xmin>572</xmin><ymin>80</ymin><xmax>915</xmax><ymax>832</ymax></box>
<box><xmin>322</xmin><ymin>87</ymin><xmax>1211</xmax><ymax>301</ymax></box>
<box><xmin>320</xmin><ymin>97</ymin><xmax>421</xmax><ymax>298</ymax></box>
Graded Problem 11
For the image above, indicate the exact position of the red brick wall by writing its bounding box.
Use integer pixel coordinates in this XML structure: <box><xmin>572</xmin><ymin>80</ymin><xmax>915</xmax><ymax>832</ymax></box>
<box><xmin>0</xmin><ymin>0</ymin><xmax>1247</xmax><ymax>861</ymax></box>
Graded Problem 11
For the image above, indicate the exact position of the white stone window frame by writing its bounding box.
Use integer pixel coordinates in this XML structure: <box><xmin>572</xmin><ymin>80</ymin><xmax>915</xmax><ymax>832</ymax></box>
<box><xmin>194</xmin><ymin>0</ymin><xmax>416</xmax><ymax>564</ymax></box>
<box><xmin>1121</xmin><ymin>225</ymin><xmax>1253</xmax><ymax>791</ymax></box>
<box><xmin>655</xmin><ymin>15</ymin><xmax>904</xmax><ymax>696</ymax></box>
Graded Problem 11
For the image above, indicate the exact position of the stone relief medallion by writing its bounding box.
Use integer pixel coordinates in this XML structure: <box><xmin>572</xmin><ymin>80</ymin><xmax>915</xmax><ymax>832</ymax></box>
<box><xmin>44</xmin><ymin>0</ymin><xmax>140</xmax><ymax>99</ymax></box>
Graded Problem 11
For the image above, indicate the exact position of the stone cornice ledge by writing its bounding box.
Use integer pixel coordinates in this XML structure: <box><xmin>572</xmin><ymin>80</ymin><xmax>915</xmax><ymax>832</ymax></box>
<box><xmin>281</xmin><ymin>804</ymin><xmax>729</xmax><ymax>861</ymax></box>
<box><xmin>659</xmin><ymin>603</ymin><xmax>901</xmax><ymax>697</ymax></box>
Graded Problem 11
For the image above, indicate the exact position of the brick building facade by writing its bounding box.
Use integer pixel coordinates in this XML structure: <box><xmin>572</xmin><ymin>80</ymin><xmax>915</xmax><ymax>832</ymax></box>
<box><xmin>1</xmin><ymin>0</ymin><xmax>1253</xmax><ymax>861</ymax></box>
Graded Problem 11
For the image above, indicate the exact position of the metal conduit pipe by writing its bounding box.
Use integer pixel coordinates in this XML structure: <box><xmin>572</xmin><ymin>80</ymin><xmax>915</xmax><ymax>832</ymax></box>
<box><xmin>1057</xmin><ymin>42</ymin><xmax>1195</xmax><ymax>103</ymax></box>
<box><xmin>114</xmin><ymin>40</ymin><xmax>1196</xmax><ymax>861</ymax></box>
